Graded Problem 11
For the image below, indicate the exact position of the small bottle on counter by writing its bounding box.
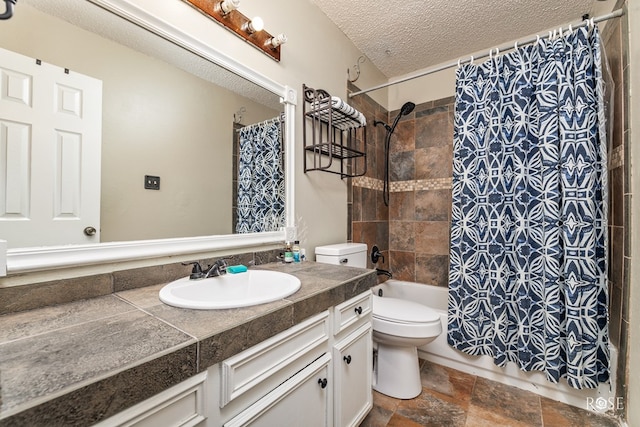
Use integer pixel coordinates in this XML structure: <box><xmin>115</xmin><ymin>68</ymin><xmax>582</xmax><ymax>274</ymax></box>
<box><xmin>292</xmin><ymin>240</ymin><xmax>301</xmax><ymax>263</ymax></box>
<box><xmin>284</xmin><ymin>242</ymin><xmax>293</xmax><ymax>263</ymax></box>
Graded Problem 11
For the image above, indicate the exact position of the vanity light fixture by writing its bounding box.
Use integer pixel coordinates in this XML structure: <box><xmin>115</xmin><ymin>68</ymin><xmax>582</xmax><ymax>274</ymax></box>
<box><xmin>243</xmin><ymin>16</ymin><xmax>264</xmax><ymax>34</ymax></box>
<box><xmin>182</xmin><ymin>0</ymin><xmax>283</xmax><ymax>61</ymax></box>
<box><xmin>217</xmin><ymin>0</ymin><xmax>239</xmax><ymax>15</ymax></box>
<box><xmin>268</xmin><ymin>34</ymin><xmax>288</xmax><ymax>49</ymax></box>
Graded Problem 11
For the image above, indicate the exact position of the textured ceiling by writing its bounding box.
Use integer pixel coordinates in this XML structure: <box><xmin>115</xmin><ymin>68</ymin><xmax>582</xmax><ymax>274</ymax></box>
<box><xmin>311</xmin><ymin>0</ymin><xmax>617</xmax><ymax>78</ymax></box>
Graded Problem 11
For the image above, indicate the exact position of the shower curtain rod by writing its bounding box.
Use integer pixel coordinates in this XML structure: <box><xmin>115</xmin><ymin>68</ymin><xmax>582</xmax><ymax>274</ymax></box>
<box><xmin>349</xmin><ymin>8</ymin><xmax>624</xmax><ymax>98</ymax></box>
<box><xmin>235</xmin><ymin>113</ymin><xmax>285</xmax><ymax>132</ymax></box>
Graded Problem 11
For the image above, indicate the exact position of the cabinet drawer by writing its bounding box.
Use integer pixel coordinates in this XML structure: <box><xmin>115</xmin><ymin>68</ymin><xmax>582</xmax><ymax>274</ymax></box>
<box><xmin>95</xmin><ymin>372</ymin><xmax>207</xmax><ymax>427</ymax></box>
<box><xmin>333</xmin><ymin>291</ymin><xmax>371</xmax><ymax>335</ymax></box>
<box><xmin>224</xmin><ymin>353</ymin><xmax>332</xmax><ymax>427</ymax></box>
<box><xmin>221</xmin><ymin>311</ymin><xmax>329</xmax><ymax>407</ymax></box>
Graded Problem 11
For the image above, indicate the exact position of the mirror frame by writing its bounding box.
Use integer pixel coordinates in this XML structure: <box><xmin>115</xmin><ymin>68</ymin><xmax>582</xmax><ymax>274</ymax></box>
<box><xmin>1</xmin><ymin>0</ymin><xmax>297</xmax><ymax>274</ymax></box>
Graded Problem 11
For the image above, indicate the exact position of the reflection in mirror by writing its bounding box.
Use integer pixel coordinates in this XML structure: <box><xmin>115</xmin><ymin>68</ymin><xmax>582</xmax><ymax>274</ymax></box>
<box><xmin>0</xmin><ymin>0</ymin><xmax>285</xmax><ymax>249</ymax></box>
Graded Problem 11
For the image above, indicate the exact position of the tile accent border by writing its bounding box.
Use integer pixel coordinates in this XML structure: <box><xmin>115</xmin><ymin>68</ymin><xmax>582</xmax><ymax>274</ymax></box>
<box><xmin>610</xmin><ymin>144</ymin><xmax>624</xmax><ymax>169</ymax></box>
<box><xmin>352</xmin><ymin>176</ymin><xmax>383</xmax><ymax>191</ymax></box>
<box><xmin>352</xmin><ymin>176</ymin><xmax>452</xmax><ymax>192</ymax></box>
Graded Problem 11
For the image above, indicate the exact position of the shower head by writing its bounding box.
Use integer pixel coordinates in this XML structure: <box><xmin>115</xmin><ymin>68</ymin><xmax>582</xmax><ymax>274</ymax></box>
<box><xmin>373</xmin><ymin>101</ymin><xmax>415</xmax><ymax>135</ymax></box>
<box><xmin>400</xmin><ymin>102</ymin><xmax>415</xmax><ymax>116</ymax></box>
<box><xmin>389</xmin><ymin>101</ymin><xmax>415</xmax><ymax>133</ymax></box>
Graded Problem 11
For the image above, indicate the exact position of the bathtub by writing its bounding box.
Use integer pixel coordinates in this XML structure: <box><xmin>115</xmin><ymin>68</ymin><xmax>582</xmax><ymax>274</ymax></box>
<box><xmin>374</xmin><ymin>279</ymin><xmax>618</xmax><ymax>411</ymax></box>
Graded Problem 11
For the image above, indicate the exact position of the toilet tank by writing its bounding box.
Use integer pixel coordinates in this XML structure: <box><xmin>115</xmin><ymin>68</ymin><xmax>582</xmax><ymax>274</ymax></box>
<box><xmin>315</xmin><ymin>243</ymin><xmax>367</xmax><ymax>269</ymax></box>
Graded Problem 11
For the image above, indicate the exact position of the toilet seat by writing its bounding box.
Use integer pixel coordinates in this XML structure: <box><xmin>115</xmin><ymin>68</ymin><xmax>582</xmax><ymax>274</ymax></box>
<box><xmin>372</xmin><ymin>295</ymin><xmax>442</xmax><ymax>338</ymax></box>
<box><xmin>373</xmin><ymin>295</ymin><xmax>440</xmax><ymax>323</ymax></box>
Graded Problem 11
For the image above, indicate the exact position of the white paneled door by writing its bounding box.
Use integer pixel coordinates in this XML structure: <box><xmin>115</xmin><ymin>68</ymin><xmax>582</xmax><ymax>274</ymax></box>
<box><xmin>0</xmin><ymin>47</ymin><xmax>102</xmax><ymax>248</ymax></box>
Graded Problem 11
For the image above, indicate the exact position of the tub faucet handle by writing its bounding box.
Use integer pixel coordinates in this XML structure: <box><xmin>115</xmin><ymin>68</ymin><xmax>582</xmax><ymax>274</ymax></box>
<box><xmin>371</xmin><ymin>245</ymin><xmax>384</xmax><ymax>264</ymax></box>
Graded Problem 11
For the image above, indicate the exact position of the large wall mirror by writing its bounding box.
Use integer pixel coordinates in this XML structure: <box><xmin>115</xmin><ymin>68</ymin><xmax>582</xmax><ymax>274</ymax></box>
<box><xmin>0</xmin><ymin>0</ymin><xmax>296</xmax><ymax>273</ymax></box>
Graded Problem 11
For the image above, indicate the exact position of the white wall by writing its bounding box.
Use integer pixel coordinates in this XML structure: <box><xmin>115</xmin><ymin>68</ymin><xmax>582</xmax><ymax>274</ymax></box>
<box><xmin>389</xmin><ymin>68</ymin><xmax>457</xmax><ymax>109</ymax></box>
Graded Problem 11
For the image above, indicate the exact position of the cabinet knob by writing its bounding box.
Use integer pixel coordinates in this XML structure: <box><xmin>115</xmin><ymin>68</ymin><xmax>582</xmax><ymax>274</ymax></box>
<box><xmin>84</xmin><ymin>226</ymin><xmax>97</xmax><ymax>236</ymax></box>
<box><xmin>354</xmin><ymin>306</ymin><xmax>363</xmax><ymax>315</ymax></box>
<box><xmin>318</xmin><ymin>378</ymin><xmax>328</xmax><ymax>389</ymax></box>
<box><xmin>343</xmin><ymin>355</ymin><xmax>352</xmax><ymax>365</ymax></box>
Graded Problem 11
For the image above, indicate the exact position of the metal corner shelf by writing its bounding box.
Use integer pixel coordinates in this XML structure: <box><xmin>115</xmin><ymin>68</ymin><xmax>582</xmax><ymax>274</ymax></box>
<box><xmin>302</xmin><ymin>84</ymin><xmax>367</xmax><ymax>179</ymax></box>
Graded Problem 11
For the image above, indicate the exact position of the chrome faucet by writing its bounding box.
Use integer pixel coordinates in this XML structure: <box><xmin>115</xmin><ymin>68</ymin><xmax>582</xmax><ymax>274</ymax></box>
<box><xmin>204</xmin><ymin>259</ymin><xmax>227</xmax><ymax>278</ymax></box>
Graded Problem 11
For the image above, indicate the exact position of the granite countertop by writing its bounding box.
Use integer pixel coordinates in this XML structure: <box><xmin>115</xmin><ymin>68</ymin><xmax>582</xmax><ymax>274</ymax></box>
<box><xmin>0</xmin><ymin>261</ymin><xmax>376</xmax><ymax>426</ymax></box>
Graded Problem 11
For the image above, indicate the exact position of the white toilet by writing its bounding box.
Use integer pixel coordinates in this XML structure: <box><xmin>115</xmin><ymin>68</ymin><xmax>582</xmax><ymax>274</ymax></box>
<box><xmin>315</xmin><ymin>243</ymin><xmax>442</xmax><ymax>400</ymax></box>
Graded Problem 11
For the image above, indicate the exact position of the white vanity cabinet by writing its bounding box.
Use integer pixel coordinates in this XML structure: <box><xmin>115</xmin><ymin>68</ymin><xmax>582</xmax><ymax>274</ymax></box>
<box><xmin>96</xmin><ymin>291</ymin><xmax>373</xmax><ymax>427</ymax></box>
<box><xmin>332</xmin><ymin>292</ymin><xmax>373</xmax><ymax>427</ymax></box>
<box><xmin>208</xmin><ymin>290</ymin><xmax>373</xmax><ymax>427</ymax></box>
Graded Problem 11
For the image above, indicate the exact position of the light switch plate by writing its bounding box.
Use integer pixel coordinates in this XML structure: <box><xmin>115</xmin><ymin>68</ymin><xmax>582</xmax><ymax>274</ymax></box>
<box><xmin>144</xmin><ymin>175</ymin><xmax>160</xmax><ymax>190</ymax></box>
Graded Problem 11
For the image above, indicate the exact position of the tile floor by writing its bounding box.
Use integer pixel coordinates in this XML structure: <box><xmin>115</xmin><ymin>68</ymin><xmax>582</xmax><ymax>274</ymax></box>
<box><xmin>360</xmin><ymin>359</ymin><xmax>621</xmax><ymax>427</ymax></box>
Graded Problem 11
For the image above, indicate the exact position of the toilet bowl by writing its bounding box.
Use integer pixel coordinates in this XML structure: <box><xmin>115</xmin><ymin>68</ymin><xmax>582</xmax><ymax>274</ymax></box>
<box><xmin>372</xmin><ymin>294</ymin><xmax>442</xmax><ymax>399</ymax></box>
<box><xmin>314</xmin><ymin>243</ymin><xmax>442</xmax><ymax>399</ymax></box>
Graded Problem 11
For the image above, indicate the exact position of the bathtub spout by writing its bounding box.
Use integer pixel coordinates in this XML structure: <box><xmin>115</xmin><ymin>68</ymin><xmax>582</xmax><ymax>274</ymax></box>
<box><xmin>0</xmin><ymin>0</ymin><xmax>16</xmax><ymax>20</ymax></box>
<box><xmin>376</xmin><ymin>268</ymin><xmax>392</xmax><ymax>278</ymax></box>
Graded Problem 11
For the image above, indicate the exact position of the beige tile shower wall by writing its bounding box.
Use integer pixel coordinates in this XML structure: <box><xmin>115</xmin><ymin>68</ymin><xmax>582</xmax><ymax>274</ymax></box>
<box><xmin>349</xmin><ymin>95</ymin><xmax>455</xmax><ymax>285</ymax></box>
<box><xmin>625</xmin><ymin>0</ymin><xmax>640</xmax><ymax>423</ymax></box>
<box><xmin>349</xmin><ymin>83</ymin><xmax>390</xmax><ymax>271</ymax></box>
<box><xmin>602</xmin><ymin>2</ymin><xmax>631</xmax><ymax>419</ymax></box>
<box><xmin>385</xmin><ymin>99</ymin><xmax>455</xmax><ymax>286</ymax></box>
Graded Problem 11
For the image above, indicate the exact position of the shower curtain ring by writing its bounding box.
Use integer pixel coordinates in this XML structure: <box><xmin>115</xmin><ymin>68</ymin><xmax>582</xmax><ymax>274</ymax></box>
<box><xmin>514</xmin><ymin>41</ymin><xmax>519</xmax><ymax>50</ymax></box>
<box><xmin>590</xmin><ymin>17</ymin><xmax>595</xmax><ymax>28</ymax></box>
<box><xmin>457</xmin><ymin>58</ymin><xmax>461</xmax><ymax>68</ymax></box>
<box><xmin>470</xmin><ymin>55</ymin><xmax>474</xmax><ymax>65</ymax></box>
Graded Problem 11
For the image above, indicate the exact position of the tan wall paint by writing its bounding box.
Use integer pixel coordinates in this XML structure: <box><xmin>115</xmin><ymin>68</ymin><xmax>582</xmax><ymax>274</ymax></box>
<box><xmin>145</xmin><ymin>0</ymin><xmax>389</xmax><ymax>256</ymax></box>
<box><xmin>0</xmin><ymin>0</ymin><xmax>388</xmax><ymax>283</ymax></box>
<box><xmin>389</xmin><ymin>68</ymin><xmax>457</xmax><ymax>110</ymax></box>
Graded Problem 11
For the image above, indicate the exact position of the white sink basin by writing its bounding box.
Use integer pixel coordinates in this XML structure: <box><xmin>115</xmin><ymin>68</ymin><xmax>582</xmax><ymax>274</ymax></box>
<box><xmin>159</xmin><ymin>270</ymin><xmax>301</xmax><ymax>310</ymax></box>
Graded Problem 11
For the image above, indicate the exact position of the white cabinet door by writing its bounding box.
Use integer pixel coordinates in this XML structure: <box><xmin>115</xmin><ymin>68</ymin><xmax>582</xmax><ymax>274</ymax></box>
<box><xmin>0</xmin><ymin>47</ymin><xmax>102</xmax><ymax>248</ymax></box>
<box><xmin>94</xmin><ymin>373</ymin><xmax>207</xmax><ymax>427</ymax></box>
<box><xmin>224</xmin><ymin>354</ymin><xmax>332</xmax><ymax>427</ymax></box>
<box><xmin>333</xmin><ymin>324</ymin><xmax>372</xmax><ymax>427</ymax></box>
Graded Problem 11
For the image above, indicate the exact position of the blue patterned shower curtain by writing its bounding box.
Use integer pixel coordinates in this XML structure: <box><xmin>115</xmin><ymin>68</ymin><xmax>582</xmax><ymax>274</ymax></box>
<box><xmin>448</xmin><ymin>26</ymin><xmax>609</xmax><ymax>389</ymax></box>
<box><xmin>236</xmin><ymin>118</ymin><xmax>285</xmax><ymax>233</ymax></box>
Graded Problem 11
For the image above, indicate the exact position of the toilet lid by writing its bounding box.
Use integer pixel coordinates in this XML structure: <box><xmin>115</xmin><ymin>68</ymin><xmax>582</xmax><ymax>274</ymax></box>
<box><xmin>373</xmin><ymin>295</ymin><xmax>440</xmax><ymax>324</ymax></box>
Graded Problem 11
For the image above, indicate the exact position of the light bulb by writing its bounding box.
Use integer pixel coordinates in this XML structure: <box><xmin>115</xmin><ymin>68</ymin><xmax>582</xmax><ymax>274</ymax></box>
<box><xmin>246</xmin><ymin>16</ymin><xmax>264</xmax><ymax>33</ymax></box>
<box><xmin>269</xmin><ymin>34</ymin><xmax>288</xmax><ymax>49</ymax></box>
<box><xmin>219</xmin><ymin>0</ymin><xmax>239</xmax><ymax>15</ymax></box>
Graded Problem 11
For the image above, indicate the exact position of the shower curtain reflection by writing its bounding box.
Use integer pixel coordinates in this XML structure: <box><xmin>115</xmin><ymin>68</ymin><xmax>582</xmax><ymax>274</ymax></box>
<box><xmin>236</xmin><ymin>117</ymin><xmax>285</xmax><ymax>233</ymax></box>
